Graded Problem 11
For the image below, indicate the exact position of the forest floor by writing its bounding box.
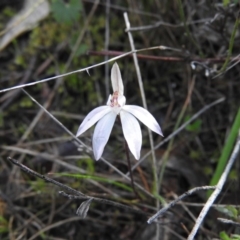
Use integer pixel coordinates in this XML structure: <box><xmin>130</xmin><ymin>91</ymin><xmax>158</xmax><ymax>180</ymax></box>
<box><xmin>0</xmin><ymin>1</ymin><xmax>240</xmax><ymax>240</ymax></box>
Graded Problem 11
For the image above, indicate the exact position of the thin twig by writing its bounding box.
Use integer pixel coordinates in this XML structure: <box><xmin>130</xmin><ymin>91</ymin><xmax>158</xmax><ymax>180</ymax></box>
<box><xmin>59</xmin><ymin>191</ymin><xmax>146</xmax><ymax>216</ymax></box>
<box><xmin>0</xmin><ymin>45</ymin><xmax>183</xmax><ymax>94</ymax></box>
<box><xmin>7</xmin><ymin>157</ymin><xmax>147</xmax><ymax>217</ymax></box>
<box><xmin>88</xmin><ymin>50</ymin><xmax>240</xmax><ymax>63</ymax></box>
<box><xmin>1</xmin><ymin>49</ymin><xmax>238</xmax><ymax>95</ymax></box>
<box><xmin>7</xmin><ymin>157</ymin><xmax>85</xmax><ymax>196</ymax></box>
<box><xmin>147</xmin><ymin>186</ymin><xmax>216</xmax><ymax>224</ymax></box>
<box><xmin>88</xmin><ymin>50</ymin><xmax>186</xmax><ymax>61</ymax></box>
<box><xmin>212</xmin><ymin>54</ymin><xmax>240</xmax><ymax>79</ymax></box>
<box><xmin>104</xmin><ymin>0</ymin><xmax>110</xmax><ymax>98</ymax></box>
<box><xmin>187</xmin><ymin>132</ymin><xmax>240</xmax><ymax>240</ymax></box>
<box><xmin>124</xmin><ymin>12</ymin><xmax>160</xmax><ymax>240</ymax></box>
<box><xmin>217</xmin><ymin>218</ymin><xmax>240</xmax><ymax>227</ymax></box>
<box><xmin>126</xmin><ymin>18</ymin><xmax>212</xmax><ymax>32</ymax></box>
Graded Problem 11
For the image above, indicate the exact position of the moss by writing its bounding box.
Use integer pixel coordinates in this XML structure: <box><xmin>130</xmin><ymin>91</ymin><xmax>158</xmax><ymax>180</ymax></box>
<box><xmin>27</xmin><ymin>20</ymin><xmax>71</xmax><ymax>53</ymax></box>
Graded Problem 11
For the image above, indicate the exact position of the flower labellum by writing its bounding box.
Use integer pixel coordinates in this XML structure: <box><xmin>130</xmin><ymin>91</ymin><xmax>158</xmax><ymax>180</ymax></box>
<box><xmin>76</xmin><ymin>62</ymin><xmax>163</xmax><ymax>160</ymax></box>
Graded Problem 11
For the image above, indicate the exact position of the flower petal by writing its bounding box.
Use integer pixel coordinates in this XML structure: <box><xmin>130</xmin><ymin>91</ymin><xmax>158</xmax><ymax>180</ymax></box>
<box><xmin>93</xmin><ymin>111</ymin><xmax>117</xmax><ymax>160</ymax></box>
<box><xmin>76</xmin><ymin>106</ymin><xmax>111</xmax><ymax>137</ymax></box>
<box><xmin>111</xmin><ymin>62</ymin><xmax>124</xmax><ymax>95</ymax></box>
<box><xmin>106</xmin><ymin>94</ymin><xmax>112</xmax><ymax>105</ymax></box>
<box><xmin>120</xmin><ymin>110</ymin><xmax>142</xmax><ymax>160</ymax></box>
<box><xmin>122</xmin><ymin>105</ymin><xmax>163</xmax><ymax>136</ymax></box>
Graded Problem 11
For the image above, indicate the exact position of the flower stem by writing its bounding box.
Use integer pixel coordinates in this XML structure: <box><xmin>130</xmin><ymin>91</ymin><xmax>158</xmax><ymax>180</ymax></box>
<box><xmin>117</xmin><ymin>115</ymin><xmax>141</xmax><ymax>199</ymax></box>
<box><xmin>124</xmin><ymin>140</ymin><xmax>141</xmax><ymax>200</ymax></box>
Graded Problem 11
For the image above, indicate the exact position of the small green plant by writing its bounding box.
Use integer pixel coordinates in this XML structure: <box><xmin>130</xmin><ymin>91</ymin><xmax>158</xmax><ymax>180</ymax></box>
<box><xmin>30</xmin><ymin>179</ymin><xmax>47</xmax><ymax>193</ymax></box>
<box><xmin>218</xmin><ymin>205</ymin><xmax>240</xmax><ymax>240</ymax></box>
<box><xmin>216</xmin><ymin>205</ymin><xmax>239</xmax><ymax>218</ymax></box>
<box><xmin>184</xmin><ymin>114</ymin><xmax>202</xmax><ymax>132</ymax></box>
<box><xmin>223</xmin><ymin>0</ymin><xmax>239</xmax><ymax>7</ymax></box>
<box><xmin>220</xmin><ymin>231</ymin><xmax>240</xmax><ymax>240</ymax></box>
<box><xmin>0</xmin><ymin>216</ymin><xmax>8</xmax><ymax>234</ymax></box>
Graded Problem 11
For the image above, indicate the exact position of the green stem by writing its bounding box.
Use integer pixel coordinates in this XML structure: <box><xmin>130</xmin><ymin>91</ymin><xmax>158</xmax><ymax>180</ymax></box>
<box><xmin>220</xmin><ymin>18</ymin><xmax>240</xmax><ymax>72</ymax></box>
<box><xmin>124</xmin><ymin>140</ymin><xmax>142</xmax><ymax>200</ymax></box>
<box><xmin>177</xmin><ymin>0</ymin><xmax>204</xmax><ymax>57</ymax></box>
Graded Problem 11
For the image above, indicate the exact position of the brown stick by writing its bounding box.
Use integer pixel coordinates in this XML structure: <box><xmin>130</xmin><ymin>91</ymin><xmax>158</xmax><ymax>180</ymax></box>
<box><xmin>88</xmin><ymin>50</ymin><xmax>239</xmax><ymax>63</ymax></box>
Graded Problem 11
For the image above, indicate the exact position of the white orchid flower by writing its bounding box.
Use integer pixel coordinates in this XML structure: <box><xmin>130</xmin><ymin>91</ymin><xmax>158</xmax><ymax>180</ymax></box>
<box><xmin>76</xmin><ymin>62</ymin><xmax>163</xmax><ymax>160</ymax></box>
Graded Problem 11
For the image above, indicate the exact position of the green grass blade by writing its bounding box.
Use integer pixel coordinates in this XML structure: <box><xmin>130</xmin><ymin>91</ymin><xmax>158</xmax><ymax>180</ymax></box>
<box><xmin>209</xmin><ymin>108</ymin><xmax>240</xmax><ymax>195</ymax></box>
<box><xmin>57</xmin><ymin>173</ymin><xmax>133</xmax><ymax>192</ymax></box>
<box><xmin>220</xmin><ymin>18</ymin><xmax>240</xmax><ymax>72</ymax></box>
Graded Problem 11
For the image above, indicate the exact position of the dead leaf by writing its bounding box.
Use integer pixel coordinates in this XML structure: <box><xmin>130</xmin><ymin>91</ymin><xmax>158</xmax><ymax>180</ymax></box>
<box><xmin>0</xmin><ymin>0</ymin><xmax>50</xmax><ymax>51</ymax></box>
<box><xmin>76</xmin><ymin>198</ymin><xmax>93</xmax><ymax>219</ymax></box>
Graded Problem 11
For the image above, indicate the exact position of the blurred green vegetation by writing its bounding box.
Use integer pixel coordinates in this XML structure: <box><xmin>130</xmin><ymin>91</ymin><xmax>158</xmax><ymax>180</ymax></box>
<box><xmin>51</xmin><ymin>0</ymin><xmax>82</xmax><ymax>25</ymax></box>
<box><xmin>0</xmin><ymin>217</ymin><xmax>8</xmax><ymax>234</ymax></box>
<box><xmin>220</xmin><ymin>231</ymin><xmax>240</xmax><ymax>240</ymax></box>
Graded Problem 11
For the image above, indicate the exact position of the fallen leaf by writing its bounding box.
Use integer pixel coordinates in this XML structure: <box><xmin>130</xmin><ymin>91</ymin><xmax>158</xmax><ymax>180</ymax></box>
<box><xmin>0</xmin><ymin>0</ymin><xmax>50</xmax><ymax>51</ymax></box>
